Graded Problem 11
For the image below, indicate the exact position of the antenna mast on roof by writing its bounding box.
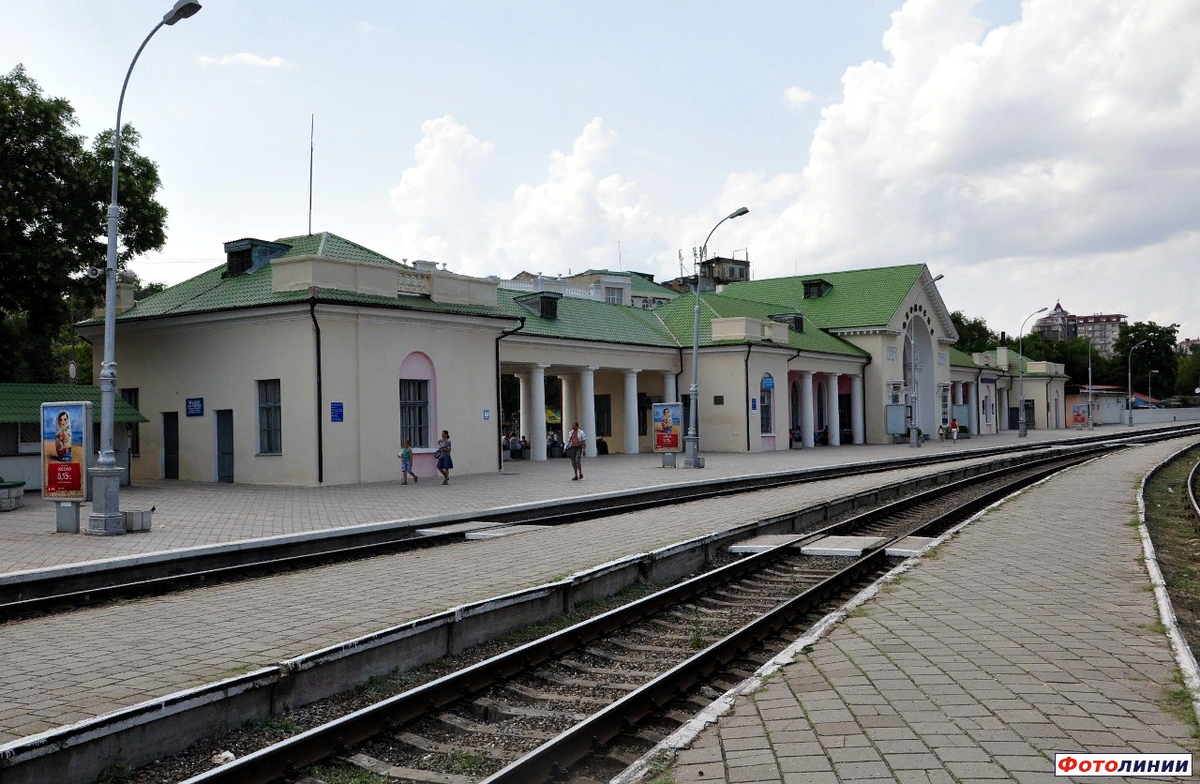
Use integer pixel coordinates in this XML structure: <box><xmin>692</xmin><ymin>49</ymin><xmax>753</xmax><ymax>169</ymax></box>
<box><xmin>618</xmin><ymin>240</ymin><xmax>622</xmax><ymax>271</ymax></box>
<box><xmin>307</xmin><ymin>114</ymin><xmax>314</xmax><ymax>236</ymax></box>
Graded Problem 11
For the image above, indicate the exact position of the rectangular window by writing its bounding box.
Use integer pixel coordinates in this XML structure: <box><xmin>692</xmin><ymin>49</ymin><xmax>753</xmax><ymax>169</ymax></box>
<box><xmin>760</xmin><ymin>389</ymin><xmax>773</xmax><ymax>434</ymax></box>
<box><xmin>0</xmin><ymin>423</ymin><xmax>17</xmax><ymax>456</ymax></box>
<box><xmin>399</xmin><ymin>379</ymin><xmax>430</xmax><ymax>448</ymax></box>
<box><xmin>604</xmin><ymin>286</ymin><xmax>623</xmax><ymax>305</ymax></box>
<box><xmin>15</xmin><ymin>421</ymin><xmax>42</xmax><ymax>454</ymax></box>
<box><xmin>594</xmin><ymin>394</ymin><xmax>612</xmax><ymax>437</ymax></box>
<box><xmin>120</xmin><ymin>388</ymin><xmax>140</xmax><ymax>456</ymax></box>
<box><xmin>257</xmin><ymin>379</ymin><xmax>282</xmax><ymax>454</ymax></box>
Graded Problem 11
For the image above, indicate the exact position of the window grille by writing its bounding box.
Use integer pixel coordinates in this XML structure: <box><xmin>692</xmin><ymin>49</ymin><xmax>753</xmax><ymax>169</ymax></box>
<box><xmin>399</xmin><ymin>379</ymin><xmax>430</xmax><ymax>448</ymax></box>
<box><xmin>257</xmin><ymin>379</ymin><xmax>282</xmax><ymax>454</ymax></box>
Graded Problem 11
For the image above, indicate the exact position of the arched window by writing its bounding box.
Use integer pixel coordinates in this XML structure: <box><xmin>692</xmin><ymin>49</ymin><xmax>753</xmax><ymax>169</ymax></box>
<box><xmin>760</xmin><ymin>374</ymin><xmax>773</xmax><ymax>435</ymax></box>
<box><xmin>399</xmin><ymin>352</ymin><xmax>436</xmax><ymax>448</ymax></box>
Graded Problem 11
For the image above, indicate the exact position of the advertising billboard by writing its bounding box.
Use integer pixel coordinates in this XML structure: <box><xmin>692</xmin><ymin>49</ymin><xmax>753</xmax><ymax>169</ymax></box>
<box><xmin>41</xmin><ymin>401</ymin><xmax>91</xmax><ymax>501</ymax></box>
<box><xmin>652</xmin><ymin>402</ymin><xmax>683</xmax><ymax>453</ymax></box>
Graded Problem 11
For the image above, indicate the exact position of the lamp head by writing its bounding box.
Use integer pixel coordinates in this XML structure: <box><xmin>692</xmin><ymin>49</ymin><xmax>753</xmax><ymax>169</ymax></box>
<box><xmin>727</xmin><ymin>207</ymin><xmax>750</xmax><ymax>220</ymax></box>
<box><xmin>164</xmin><ymin>0</ymin><xmax>201</xmax><ymax>25</ymax></box>
<box><xmin>931</xmin><ymin>274</ymin><xmax>944</xmax><ymax>283</ymax></box>
<box><xmin>1036</xmin><ymin>306</ymin><xmax>1048</xmax><ymax>314</ymax></box>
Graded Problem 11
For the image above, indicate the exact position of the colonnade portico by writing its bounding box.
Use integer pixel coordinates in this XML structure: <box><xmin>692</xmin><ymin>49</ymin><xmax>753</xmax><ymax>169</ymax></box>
<box><xmin>505</xmin><ymin>363</ymin><xmax>679</xmax><ymax>461</ymax></box>
<box><xmin>791</xmin><ymin>369</ymin><xmax>865</xmax><ymax>448</ymax></box>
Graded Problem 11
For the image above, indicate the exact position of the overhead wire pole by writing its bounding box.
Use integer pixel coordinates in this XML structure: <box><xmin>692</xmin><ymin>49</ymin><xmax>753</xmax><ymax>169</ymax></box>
<box><xmin>1016</xmin><ymin>306</ymin><xmax>1048</xmax><ymax>438</ymax></box>
<box><xmin>91</xmin><ymin>0</ymin><xmax>203</xmax><ymax>536</ymax></box>
<box><xmin>308</xmin><ymin>114</ymin><xmax>314</xmax><ymax>235</ymax></box>
<box><xmin>685</xmin><ymin>207</ymin><xmax>749</xmax><ymax>469</ymax></box>
<box><xmin>1128</xmin><ymin>339</ymin><xmax>1147</xmax><ymax>426</ymax></box>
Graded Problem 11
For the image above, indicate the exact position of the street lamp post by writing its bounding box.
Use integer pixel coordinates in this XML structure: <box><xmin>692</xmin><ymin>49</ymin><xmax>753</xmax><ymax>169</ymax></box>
<box><xmin>1017</xmin><ymin>306</ymin><xmax>1048</xmax><ymax>438</ymax></box>
<box><xmin>1149</xmin><ymin>369</ymin><xmax>1160</xmax><ymax>408</ymax></box>
<box><xmin>1086</xmin><ymin>336</ymin><xmax>1094</xmax><ymax>430</ymax></box>
<box><xmin>90</xmin><ymin>0</ymin><xmax>202</xmax><ymax>537</ymax></box>
<box><xmin>685</xmin><ymin>206</ymin><xmax>749</xmax><ymax>469</ymax></box>
<box><xmin>1127</xmin><ymin>339</ymin><xmax>1147</xmax><ymax>426</ymax></box>
<box><xmin>907</xmin><ymin>273</ymin><xmax>944</xmax><ymax>448</ymax></box>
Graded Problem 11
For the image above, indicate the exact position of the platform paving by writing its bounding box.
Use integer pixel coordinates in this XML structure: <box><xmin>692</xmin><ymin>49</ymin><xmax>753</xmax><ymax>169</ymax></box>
<box><xmin>666</xmin><ymin>437</ymin><xmax>1200</xmax><ymax>783</ymax></box>
<box><xmin>0</xmin><ymin>447</ymin><xmax>1019</xmax><ymax>743</ymax></box>
<box><xmin>0</xmin><ymin>422</ymin><xmax>1179</xmax><ymax>575</ymax></box>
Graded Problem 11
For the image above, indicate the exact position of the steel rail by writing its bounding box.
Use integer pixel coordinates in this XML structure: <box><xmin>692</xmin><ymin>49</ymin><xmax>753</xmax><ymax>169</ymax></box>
<box><xmin>181</xmin><ymin>450</ymin><xmax>1098</xmax><ymax>784</ymax></box>
<box><xmin>480</xmin><ymin>451</ymin><xmax>1097</xmax><ymax>783</ymax></box>
<box><xmin>1189</xmin><ymin>452</ymin><xmax>1200</xmax><ymax>520</ymax></box>
<box><xmin>8</xmin><ymin>424</ymin><xmax>1197</xmax><ymax>620</ymax></box>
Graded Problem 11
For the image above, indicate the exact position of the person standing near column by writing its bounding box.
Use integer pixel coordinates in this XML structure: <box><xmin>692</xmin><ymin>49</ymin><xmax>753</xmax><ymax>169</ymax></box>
<box><xmin>435</xmin><ymin>430</ymin><xmax>453</xmax><ymax>484</ymax></box>
<box><xmin>566</xmin><ymin>421</ymin><xmax>586</xmax><ymax>480</ymax></box>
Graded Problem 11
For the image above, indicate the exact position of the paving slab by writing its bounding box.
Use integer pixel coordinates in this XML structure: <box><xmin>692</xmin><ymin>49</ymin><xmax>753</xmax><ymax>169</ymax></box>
<box><xmin>463</xmin><ymin>524</ymin><xmax>547</xmax><ymax>539</ymax></box>
<box><xmin>800</xmin><ymin>535</ymin><xmax>886</xmax><ymax>557</ymax></box>
<box><xmin>0</xmin><ymin>422</ymin><xmax>1177</xmax><ymax>576</ymax></box>
<box><xmin>663</xmin><ymin>436</ymin><xmax>1200</xmax><ymax>783</ymax></box>
<box><xmin>885</xmin><ymin>536</ymin><xmax>935</xmax><ymax>557</ymax></box>
<box><xmin>0</xmin><ymin>445</ymin><xmax>1022</xmax><ymax>743</ymax></box>
<box><xmin>728</xmin><ymin>535</ymin><xmax>808</xmax><ymax>554</ymax></box>
<box><xmin>414</xmin><ymin>521</ymin><xmax>505</xmax><ymax>536</ymax></box>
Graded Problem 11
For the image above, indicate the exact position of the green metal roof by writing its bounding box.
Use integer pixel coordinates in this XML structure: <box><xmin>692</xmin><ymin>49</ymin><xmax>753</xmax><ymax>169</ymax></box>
<box><xmin>102</xmin><ymin>233</ymin><xmax>512</xmax><ymax>325</ymax></box>
<box><xmin>273</xmin><ymin>232</ymin><xmax>402</xmax><ymax>265</ymax></box>
<box><xmin>495</xmin><ymin>289</ymin><xmax>679</xmax><ymax>346</ymax></box>
<box><xmin>949</xmin><ymin>346</ymin><xmax>980</xmax><ymax>368</ymax></box>
<box><xmin>0</xmin><ymin>384</ymin><xmax>148</xmax><ymax>423</ymax></box>
<box><xmin>720</xmin><ymin>263</ymin><xmax>927</xmax><ymax>330</ymax></box>
<box><xmin>654</xmin><ymin>293</ymin><xmax>870</xmax><ymax>357</ymax></box>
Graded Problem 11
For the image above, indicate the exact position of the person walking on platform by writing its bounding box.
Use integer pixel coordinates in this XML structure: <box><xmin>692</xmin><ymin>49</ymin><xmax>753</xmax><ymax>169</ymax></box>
<box><xmin>397</xmin><ymin>440</ymin><xmax>418</xmax><ymax>484</ymax></box>
<box><xmin>435</xmin><ymin>430</ymin><xmax>453</xmax><ymax>484</ymax></box>
<box><xmin>950</xmin><ymin>417</ymin><xmax>959</xmax><ymax>443</ymax></box>
<box><xmin>566</xmin><ymin>421</ymin><xmax>586</xmax><ymax>480</ymax></box>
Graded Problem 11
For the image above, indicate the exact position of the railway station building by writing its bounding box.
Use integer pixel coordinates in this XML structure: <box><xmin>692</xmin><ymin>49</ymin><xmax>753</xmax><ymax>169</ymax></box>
<box><xmin>79</xmin><ymin>232</ymin><xmax>1068</xmax><ymax>486</ymax></box>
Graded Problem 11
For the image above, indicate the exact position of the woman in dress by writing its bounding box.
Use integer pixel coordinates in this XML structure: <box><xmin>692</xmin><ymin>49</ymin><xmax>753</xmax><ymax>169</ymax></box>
<box><xmin>435</xmin><ymin>430</ymin><xmax>453</xmax><ymax>484</ymax></box>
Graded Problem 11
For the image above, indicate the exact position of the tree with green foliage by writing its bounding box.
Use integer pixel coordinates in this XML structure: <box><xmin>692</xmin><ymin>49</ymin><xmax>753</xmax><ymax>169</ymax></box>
<box><xmin>1112</xmin><ymin>321</ymin><xmax>1180</xmax><ymax>399</ymax></box>
<box><xmin>0</xmin><ymin>65</ymin><xmax>167</xmax><ymax>382</ymax></box>
<box><xmin>950</xmin><ymin>310</ymin><xmax>998</xmax><ymax>354</ymax></box>
<box><xmin>1175</xmin><ymin>344</ymin><xmax>1200</xmax><ymax>402</ymax></box>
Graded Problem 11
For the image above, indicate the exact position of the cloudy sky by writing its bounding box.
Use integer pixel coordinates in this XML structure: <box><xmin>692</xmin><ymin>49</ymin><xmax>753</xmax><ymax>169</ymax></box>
<box><xmin>4</xmin><ymin>0</ymin><xmax>1197</xmax><ymax>340</ymax></box>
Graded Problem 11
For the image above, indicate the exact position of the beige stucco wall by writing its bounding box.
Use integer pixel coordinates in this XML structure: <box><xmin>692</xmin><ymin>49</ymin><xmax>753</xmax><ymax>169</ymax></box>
<box><xmin>87</xmin><ymin>304</ymin><xmax>513</xmax><ymax>486</ymax></box>
<box><xmin>89</xmin><ymin>309</ymin><xmax>319</xmax><ymax>485</ymax></box>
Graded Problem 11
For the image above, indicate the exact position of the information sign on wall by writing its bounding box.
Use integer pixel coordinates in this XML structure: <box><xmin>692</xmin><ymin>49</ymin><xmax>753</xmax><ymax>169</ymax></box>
<box><xmin>652</xmin><ymin>403</ymin><xmax>683</xmax><ymax>453</ymax></box>
<box><xmin>185</xmin><ymin>398</ymin><xmax>204</xmax><ymax>417</ymax></box>
<box><xmin>330</xmin><ymin>402</ymin><xmax>344</xmax><ymax>422</ymax></box>
<box><xmin>41</xmin><ymin>401</ymin><xmax>91</xmax><ymax>501</ymax></box>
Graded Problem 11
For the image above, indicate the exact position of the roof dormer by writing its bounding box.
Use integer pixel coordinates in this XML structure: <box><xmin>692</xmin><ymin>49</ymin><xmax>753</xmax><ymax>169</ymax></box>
<box><xmin>516</xmin><ymin>291</ymin><xmax>562</xmax><ymax>320</ymax></box>
<box><xmin>802</xmin><ymin>279</ymin><xmax>831</xmax><ymax>299</ymax></box>
<box><xmin>222</xmin><ymin>238</ymin><xmax>291</xmax><ymax>277</ymax></box>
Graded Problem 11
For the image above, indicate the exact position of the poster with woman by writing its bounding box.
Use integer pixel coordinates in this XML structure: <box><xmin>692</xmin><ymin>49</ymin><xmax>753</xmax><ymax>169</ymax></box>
<box><xmin>41</xmin><ymin>401</ymin><xmax>90</xmax><ymax>500</ymax></box>
<box><xmin>652</xmin><ymin>402</ymin><xmax>683</xmax><ymax>452</ymax></box>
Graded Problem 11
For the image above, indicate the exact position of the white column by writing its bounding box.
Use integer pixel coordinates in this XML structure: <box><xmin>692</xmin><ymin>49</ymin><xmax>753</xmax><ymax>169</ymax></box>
<box><xmin>850</xmin><ymin>374</ymin><xmax>864</xmax><ymax>445</ymax></box>
<box><xmin>801</xmin><ymin>371</ymin><xmax>815</xmax><ymax>448</ymax></box>
<box><xmin>561</xmin><ymin>375</ymin><xmax>575</xmax><ymax>437</ymax></box>
<box><xmin>623</xmin><ymin>368</ymin><xmax>640</xmax><ymax>454</ymax></box>
<box><xmin>826</xmin><ymin>373</ymin><xmax>841</xmax><ymax>446</ymax></box>
<box><xmin>530</xmin><ymin>365</ymin><xmax>547</xmax><ymax>461</ymax></box>
<box><xmin>967</xmin><ymin>382</ymin><xmax>979</xmax><ymax>435</ymax></box>
<box><xmin>952</xmin><ymin>381</ymin><xmax>963</xmax><ymax>406</ymax></box>
<box><xmin>518</xmin><ymin>373</ymin><xmax>531</xmax><ymax>441</ymax></box>
<box><xmin>998</xmin><ymin>387</ymin><xmax>1009</xmax><ymax>431</ymax></box>
<box><xmin>662</xmin><ymin>371</ymin><xmax>677</xmax><ymax>403</ymax></box>
<box><xmin>580</xmin><ymin>366</ymin><xmax>597</xmax><ymax>458</ymax></box>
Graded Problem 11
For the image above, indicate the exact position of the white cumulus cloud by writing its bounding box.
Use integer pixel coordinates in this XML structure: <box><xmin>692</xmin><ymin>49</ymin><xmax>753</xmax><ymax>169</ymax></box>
<box><xmin>197</xmin><ymin>53</ymin><xmax>293</xmax><ymax>68</ymax></box>
<box><xmin>734</xmin><ymin>0</ymin><xmax>1200</xmax><ymax>336</ymax></box>
<box><xmin>783</xmin><ymin>87</ymin><xmax>814</xmax><ymax>107</ymax></box>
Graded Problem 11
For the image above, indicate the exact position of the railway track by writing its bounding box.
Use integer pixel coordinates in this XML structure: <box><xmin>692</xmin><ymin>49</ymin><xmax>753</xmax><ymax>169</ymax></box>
<box><xmin>182</xmin><ymin>447</ymin><xmax>1103</xmax><ymax>784</ymax></box>
<box><xmin>1189</xmin><ymin>449</ymin><xmax>1200</xmax><ymax>519</ymax></box>
<box><xmin>7</xmin><ymin>423</ymin><xmax>1198</xmax><ymax>623</ymax></box>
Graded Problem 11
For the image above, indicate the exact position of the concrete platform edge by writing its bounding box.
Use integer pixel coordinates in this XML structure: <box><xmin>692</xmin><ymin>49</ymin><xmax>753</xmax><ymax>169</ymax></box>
<box><xmin>612</xmin><ymin>456</ymin><xmax>1102</xmax><ymax>784</ymax></box>
<box><xmin>1137</xmin><ymin>440</ymin><xmax>1200</xmax><ymax>727</ymax></box>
